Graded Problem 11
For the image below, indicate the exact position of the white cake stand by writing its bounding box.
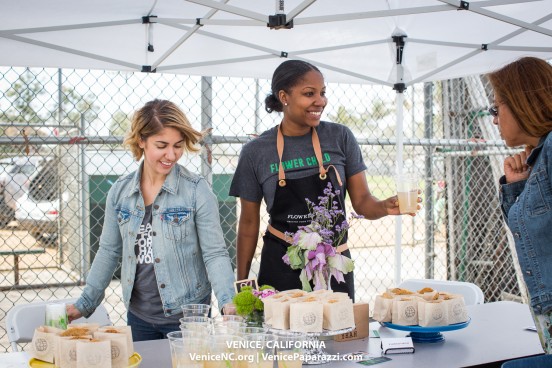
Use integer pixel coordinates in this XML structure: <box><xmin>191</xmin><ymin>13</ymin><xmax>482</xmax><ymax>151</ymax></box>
<box><xmin>265</xmin><ymin>324</ymin><xmax>355</xmax><ymax>365</ymax></box>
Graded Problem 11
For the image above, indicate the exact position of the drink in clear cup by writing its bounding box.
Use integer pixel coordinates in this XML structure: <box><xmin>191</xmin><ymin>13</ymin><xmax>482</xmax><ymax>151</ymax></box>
<box><xmin>45</xmin><ymin>303</ymin><xmax>68</xmax><ymax>329</ymax></box>
<box><xmin>205</xmin><ymin>334</ymin><xmax>243</xmax><ymax>368</ymax></box>
<box><xmin>275</xmin><ymin>331</ymin><xmax>305</xmax><ymax>368</ymax></box>
<box><xmin>181</xmin><ymin>303</ymin><xmax>211</xmax><ymax>317</ymax></box>
<box><xmin>168</xmin><ymin>331</ymin><xmax>205</xmax><ymax>368</ymax></box>
<box><xmin>244</xmin><ymin>333</ymin><xmax>275</xmax><ymax>368</ymax></box>
<box><xmin>395</xmin><ymin>174</ymin><xmax>418</xmax><ymax>214</ymax></box>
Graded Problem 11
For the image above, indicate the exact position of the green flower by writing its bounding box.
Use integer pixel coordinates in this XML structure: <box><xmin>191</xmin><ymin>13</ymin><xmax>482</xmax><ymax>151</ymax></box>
<box><xmin>233</xmin><ymin>290</ymin><xmax>257</xmax><ymax>316</ymax></box>
<box><xmin>254</xmin><ymin>297</ymin><xmax>265</xmax><ymax>311</ymax></box>
<box><xmin>231</xmin><ymin>284</ymin><xmax>276</xmax><ymax>318</ymax></box>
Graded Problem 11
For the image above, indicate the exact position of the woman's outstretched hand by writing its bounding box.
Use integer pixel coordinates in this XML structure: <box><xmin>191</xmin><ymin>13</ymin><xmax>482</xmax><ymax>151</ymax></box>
<box><xmin>66</xmin><ymin>304</ymin><xmax>83</xmax><ymax>323</ymax></box>
<box><xmin>385</xmin><ymin>189</ymin><xmax>423</xmax><ymax>216</ymax></box>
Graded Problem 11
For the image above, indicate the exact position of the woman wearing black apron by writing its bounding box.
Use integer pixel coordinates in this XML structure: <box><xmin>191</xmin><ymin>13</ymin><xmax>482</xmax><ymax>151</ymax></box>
<box><xmin>229</xmin><ymin>60</ymin><xmax>416</xmax><ymax>302</ymax></box>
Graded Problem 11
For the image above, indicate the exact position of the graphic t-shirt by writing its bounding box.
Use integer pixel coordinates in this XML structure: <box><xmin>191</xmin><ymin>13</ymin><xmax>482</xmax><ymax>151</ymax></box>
<box><xmin>128</xmin><ymin>204</ymin><xmax>182</xmax><ymax>324</ymax></box>
<box><xmin>229</xmin><ymin>121</ymin><xmax>367</xmax><ymax>212</ymax></box>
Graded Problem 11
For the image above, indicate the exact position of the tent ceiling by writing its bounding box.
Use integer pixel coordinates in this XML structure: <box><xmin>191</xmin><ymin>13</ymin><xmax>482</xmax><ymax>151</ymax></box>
<box><xmin>1</xmin><ymin>0</ymin><xmax>552</xmax><ymax>85</ymax></box>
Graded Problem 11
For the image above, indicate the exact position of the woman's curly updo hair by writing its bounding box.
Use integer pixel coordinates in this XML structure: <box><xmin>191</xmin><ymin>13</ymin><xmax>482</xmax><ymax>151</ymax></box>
<box><xmin>124</xmin><ymin>99</ymin><xmax>204</xmax><ymax>160</ymax></box>
<box><xmin>265</xmin><ymin>60</ymin><xmax>322</xmax><ymax>113</ymax></box>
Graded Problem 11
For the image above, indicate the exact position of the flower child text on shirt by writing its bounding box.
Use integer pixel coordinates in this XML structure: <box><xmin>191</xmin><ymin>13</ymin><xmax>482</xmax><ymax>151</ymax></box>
<box><xmin>282</xmin><ymin>182</ymin><xmax>361</xmax><ymax>291</ymax></box>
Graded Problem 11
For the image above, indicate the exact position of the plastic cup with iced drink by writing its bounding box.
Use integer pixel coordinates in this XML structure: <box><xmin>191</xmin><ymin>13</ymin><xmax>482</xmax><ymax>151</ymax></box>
<box><xmin>395</xmin><ymin>174</ymin><xmax>419</xmax><ymax>214</ymax></box>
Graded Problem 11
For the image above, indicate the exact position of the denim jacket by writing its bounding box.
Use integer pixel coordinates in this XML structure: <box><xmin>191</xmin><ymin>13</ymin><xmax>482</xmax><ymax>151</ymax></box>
<box><xmin>500</xmin><ymin>132</ymin><xmax>552</xmax><ymax>315</ymax></box>
<box><xmin>75</xmin><ymin>163</ymin><xmax>235</xmax><ymax>318</ymax></box>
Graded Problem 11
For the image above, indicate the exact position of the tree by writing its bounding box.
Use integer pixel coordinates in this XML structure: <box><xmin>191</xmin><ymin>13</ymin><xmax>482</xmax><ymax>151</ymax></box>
<box><xmin>1</xmin><ymin>68</ymin><xmax>45</xmax><ymax>124</ymax></box>
<box><xmin>329</xmin><ymin>106</ymin><xmax>363</xmax><ymax>128</ymax></box>
<box><xmin>108</xmin><ymin>110</ymin><xmax>131</xmax><ymax>137</ymax></box>
<box><xmin>59</xmin><ymin>86</ymin><xmax>99</xmax><ymax>127</ymax></box>
<box><xmin>0</xmin><ymin>69</ymin><xmax>48</xmax><ymax>155</ymax></box>
<box><xmin>367</xmin><ymin>99</ymin><xmax>394</xmax><ymax>121</ymax></box>
<box><xmin>329</xmin><ymin>99</ymin><xmax>395</xmax><ymax>137</ymax></box>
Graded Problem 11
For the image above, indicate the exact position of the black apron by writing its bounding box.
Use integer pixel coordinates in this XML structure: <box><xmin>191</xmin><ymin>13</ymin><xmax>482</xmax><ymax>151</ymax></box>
<box><xmin>257</xmin><ymin>125</ymin><xmax>355</xmax><ymax>301</ymax></box>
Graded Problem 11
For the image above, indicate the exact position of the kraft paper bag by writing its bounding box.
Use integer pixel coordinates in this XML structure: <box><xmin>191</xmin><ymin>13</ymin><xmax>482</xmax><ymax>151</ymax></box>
<box><xmin>325</xmin><ymin>292</ymin><xmax>350</xmax><ymax>300</ymax></box>
<box><xmin>263</xmin><ymin>293</ymin><xmax>287</xmax><ymax>325</ymax></box>
<box><xmin>334</xmin><ymin>302</ymin><xmax>369</xmax><ymax>342</ymax></box>
<box><xmin>98</xmin><ymin>326</ymin><xmax>134</xmax><ymax>359</ymax></box>
<box><xmin>388</xmin><ymin>287</ymin><xmax>415</xmax><ymax>296</ymax></box>
<box><xmin>322</xmin><ymin>298</ymin><xmax>355</xmax><ymax>331</ymax></box>
<box><xmin>54</xmin><ymin>336</ymin><xmax>70</xmax><ymax>368</ymax></box>
<box><xmin>76</xmin><ymin>339</ymin><xmax>112</xmax><ymax>368</ymax></box>
<box><xmin>287</xmin><ymin>290</ymin><xmax>308</xmax><ymax>300</ymax></box>
<box><xmin>271</xmin><ymin>297</ymin><xmax>299</xmax><ymax>330</ymax></box>
<box><xmin>59</xmin><ymin>326</ymin><xmax>94</xmax><ymax>338</ymax></box>
<box><xmin>372</xmin><ymin>293</ymin><xmax>394</xmax><ymax>322</ymax></box>
<box><xmin>68</xmin><ymin>323</ymin><xmax>100</xmax><ymax>334</ymax></box>
<box><xmin>94</xmin><ymin>332</ymin><xmax>128</xmax><ymax>368</ymax></box>
<box><xmin>309</xmin><ymin>289</ymin><xmax>333</xmax><ymax>298</ymax></box>
<box><xmin>59</xmin><ymin>337</ymin><xmax>93</xmax><ymax>368</ymax></box>
<box><xmin>280</xmin><ymin>289</ymin><xmax>306</xmax><ymax>296</ymax></box>
<box><xmin>54</xmin><ymin>336</ymin><xmax>91</xmax><ymax>368</ymax></box>
<box><xmin>418</xmin><ymin>299</ymin><xmax>449</xmax><ymax>327</ymax></box>
<box><xmin>416</xmin><ymin>287</ymin><xmax>438</xmax><ymax>301</ymax></box>
<box><xmin>392</xmin><ymin>297</ymin><xmax>419</xmax><ymax>326</ymax></box>
<box><xmin>441</xmin><ymin>294</ymin><xmax>468</xmax><ymax>324</ymax></box>
<box><xmin>289</xmin><ymin>298</ymin><xmax>323</xmax><ymax>333</ymax></box>
<box><xmin>31</xmin><ymin>326</ymin><xmax>63</xmax><ymax>364</ymax></box>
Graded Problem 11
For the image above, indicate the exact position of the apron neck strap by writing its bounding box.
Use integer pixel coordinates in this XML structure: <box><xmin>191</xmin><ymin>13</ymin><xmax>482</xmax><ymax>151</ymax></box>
<box><xmin>277</xmin><ymin>124</ymin><xmax>342</xmax><ymax>187</ymax></box>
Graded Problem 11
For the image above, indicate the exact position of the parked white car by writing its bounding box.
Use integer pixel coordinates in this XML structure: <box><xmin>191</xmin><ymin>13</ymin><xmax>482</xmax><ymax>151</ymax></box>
<box><xmin>16</xmin><ymin>193</ymin><xmax>59</xmax><ymax>245</ymax></box>
<box><xmin>13</xmin><ymin>157</ymin><xmax>59</xmax><ymax>245</ymax></box>
<box><xmin>0</xmin><ymin>156</ymin><xmax>48</xmax><ymax>227</ymax></box>
<box><xmin>0</xmin><ymin>156</ymin><xmax>47</xmax><ymax>211</ymax></box>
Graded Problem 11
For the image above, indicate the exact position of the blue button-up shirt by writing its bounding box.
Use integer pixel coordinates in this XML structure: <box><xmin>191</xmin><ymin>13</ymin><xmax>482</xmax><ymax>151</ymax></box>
<box><xmin>501</xmin><ymin>133</ymin><xmax>552</xmax><ymax>315</ymax></box>
<box><xmin>76</xmin><ymin>163</ymin><xmax>235</xmax><ymax>318</ymax></box>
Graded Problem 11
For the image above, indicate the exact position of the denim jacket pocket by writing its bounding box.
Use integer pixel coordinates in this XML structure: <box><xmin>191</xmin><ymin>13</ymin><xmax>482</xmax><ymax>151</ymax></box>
<box><xmin>525</xmin><ymin>169</ymin><xmax>552</xmax><ymax>217</ymax></box>
<box><xmin>161</xmin><ymin>207</ymin><xmax>192</xmax><ymax>240</ymax></box>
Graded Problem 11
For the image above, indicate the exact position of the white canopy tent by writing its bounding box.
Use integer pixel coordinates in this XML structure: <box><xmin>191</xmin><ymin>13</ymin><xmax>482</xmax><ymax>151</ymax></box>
<box><xmin>1</xmin><ymin>0</ymin><xmax>551</xmax><ymax>284</ymax></box>
<box><xmin>1</xmin><ymin>0</ymin><xmax>551</xmax><ymax>84</ymax></box>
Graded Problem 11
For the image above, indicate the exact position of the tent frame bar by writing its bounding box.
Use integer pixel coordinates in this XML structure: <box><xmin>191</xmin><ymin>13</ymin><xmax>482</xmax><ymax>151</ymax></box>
<box><xmin>0</xmin><ymin>135</ymin><xmax>507</xmax><ymax>148</ymax></box>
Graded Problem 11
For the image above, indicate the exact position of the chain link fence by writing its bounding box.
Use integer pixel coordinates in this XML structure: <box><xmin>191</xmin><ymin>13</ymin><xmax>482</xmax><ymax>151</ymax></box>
<box><xmin>0</xmin><ymin>67</ymin><xmax>524</xmax><ymax>352</ymax></box>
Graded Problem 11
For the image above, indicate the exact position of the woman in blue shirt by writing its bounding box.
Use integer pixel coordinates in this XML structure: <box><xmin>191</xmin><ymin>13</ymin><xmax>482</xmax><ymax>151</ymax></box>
<box><xmin>489</xmin><ymin>56</ymin><xmax>552</xmax><ymax>354</ymax></box>
<box><xmin>66</xmin><ymin>99</ymin><xmax>235</xmax><ymax>341</ymax></box>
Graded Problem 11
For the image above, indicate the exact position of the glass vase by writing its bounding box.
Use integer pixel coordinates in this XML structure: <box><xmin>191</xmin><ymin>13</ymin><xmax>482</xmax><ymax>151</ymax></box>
<box><xmin>245</xmin><ymin>309</ymin><xmax>264</xmax><ymax>327</ymax></box>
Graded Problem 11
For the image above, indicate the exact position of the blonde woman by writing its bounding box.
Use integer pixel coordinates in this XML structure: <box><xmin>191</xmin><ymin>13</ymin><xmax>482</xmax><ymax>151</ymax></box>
<box><xmin>67</xmin><ymin>99</ymin><xmax>235</xmax><ymax>340</ymax></box>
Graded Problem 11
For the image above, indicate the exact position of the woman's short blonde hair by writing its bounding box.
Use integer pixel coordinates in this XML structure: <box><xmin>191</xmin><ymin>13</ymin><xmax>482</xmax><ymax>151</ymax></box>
<box><xmin>487</xmin><ymin>57</ymin><xmax>552</xmax><ymax>137</ymax></box>
<box><xmin>124</xmin><ymin>99</ymin><xmax>204</xmax><ymax>160</ymax></box>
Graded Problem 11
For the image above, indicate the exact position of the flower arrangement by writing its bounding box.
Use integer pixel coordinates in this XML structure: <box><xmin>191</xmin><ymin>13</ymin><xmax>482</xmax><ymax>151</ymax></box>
<box><xmin>282</xmin><ymin>182</ymin><xmax>361</xmax><ymax>291</ymax></box>
<box><xmin>232</xmin><ymin>285</ymin><xmax>277</xmax><ymax>326</ymax></box>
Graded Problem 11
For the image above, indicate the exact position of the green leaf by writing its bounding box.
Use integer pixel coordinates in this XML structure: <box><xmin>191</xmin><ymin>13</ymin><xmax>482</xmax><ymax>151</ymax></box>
<box><xmin>299</xmin><ymin>269</ymin><xmax>313</xmax><ymax>292</ymax></box>
<box><xmin>286</xmin><ymin>246</ymin><xmax>305</xmax><ymax>270</ymax></box>
<box><xmin>328</xmin><ymin>255</ymin><xmax>354</xmax><ymax>273</ymax></box>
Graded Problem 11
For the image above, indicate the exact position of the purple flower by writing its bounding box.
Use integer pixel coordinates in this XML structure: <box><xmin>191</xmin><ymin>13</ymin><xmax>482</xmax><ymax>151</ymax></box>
<box><xmin>282</xmin><ymin>182</ymin><xmax>362</xmax><ymax>292</ymax></box>
<box><xmin>282</xmin><ymin>253</ymin><xmax>290</xmax><ymax>264</ymax></box>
